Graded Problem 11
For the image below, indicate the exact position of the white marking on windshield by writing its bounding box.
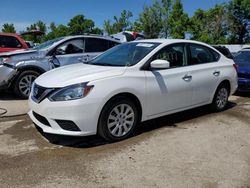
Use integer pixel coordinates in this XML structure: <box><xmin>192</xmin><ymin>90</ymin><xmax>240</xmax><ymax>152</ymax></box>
<box><xmin>136</xmin><ymin>43</ymin><xmax>154</xmax><ymax>48</ymax></box>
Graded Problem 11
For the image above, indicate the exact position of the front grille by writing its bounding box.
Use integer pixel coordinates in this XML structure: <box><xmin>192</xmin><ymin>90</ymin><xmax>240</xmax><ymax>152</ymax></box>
<box><xmin>238</xmin><ymin>72</ymin><xmax>250</xmax><ymax>79</ymax></box>
<box><xmin>33</xmin><ymin>111</ymin><xmax>51</xmax><ymax>127</ymax></box>
<box><xmin>32</xmin><ymin>83</ymin><xmax>54</xmax><ymax>103</ymax></box>
<box><xmin>55</xmin><ymin>120</ymin><xmax>81</xmax><ymax>132</ymax></box>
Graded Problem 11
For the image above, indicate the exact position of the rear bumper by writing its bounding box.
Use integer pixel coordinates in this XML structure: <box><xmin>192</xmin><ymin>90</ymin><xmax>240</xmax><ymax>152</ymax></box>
<box><xmin>0</xmin><ymin>65</ymin><xmax>16</xmax><ymax>89</ymax></box>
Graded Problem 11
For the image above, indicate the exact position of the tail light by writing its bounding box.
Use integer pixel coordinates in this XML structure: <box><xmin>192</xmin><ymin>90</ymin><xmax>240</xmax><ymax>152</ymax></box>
<box><xmin>233</xmin><ymin>64</ymin><xmax>238</xmax><ymax>72</ymax></box>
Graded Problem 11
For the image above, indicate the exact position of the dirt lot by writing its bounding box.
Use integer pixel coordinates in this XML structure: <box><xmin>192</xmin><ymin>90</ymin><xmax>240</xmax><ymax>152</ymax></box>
<box><xmin>0</xmin><ymin>93</ymin><xmax>250</xmax><ymax>188</ymax></box>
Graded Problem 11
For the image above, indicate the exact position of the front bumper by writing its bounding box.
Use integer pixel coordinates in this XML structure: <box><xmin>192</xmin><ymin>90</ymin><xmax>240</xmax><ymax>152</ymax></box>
<box><xmin>238</xmin><ymin>78</ymin><xmax>250</xmax><ymax>92</ymax></box>
<box><xmin>0</xmin><ymin>65</ymin><xmax>16</xmax><ymax>89</ymax></box>
<box><xmin>28</xmin><ymin>96</ymin><xmax>103</xmax><ymax>136</ymax></box>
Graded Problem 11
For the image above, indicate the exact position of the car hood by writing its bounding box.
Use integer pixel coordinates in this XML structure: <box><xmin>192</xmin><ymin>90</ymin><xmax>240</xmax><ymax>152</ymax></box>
<box><xmin>0</xmin><ymin>49</ymin><xmax>46</xmax><ymax>63</ymax></box>
<box><xmin>35</xmin><ymin>63</ymin><xmax>127</xmax><ymax>88</ymax></box>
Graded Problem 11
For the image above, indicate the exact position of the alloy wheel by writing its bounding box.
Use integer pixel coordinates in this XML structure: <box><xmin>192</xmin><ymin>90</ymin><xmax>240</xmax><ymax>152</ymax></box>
<box><xmin>18</xmin><ymin>75</ymin><xmax>37</xmax><ymax>97</ymax></box>
<box><xmin>107</xmin><ymin>104</ymin><xmax>135</xmax><ymax>137</ymax></box>
<box><xmin>216</xmin><ymin>88</ymin><xmax>228</xmax><ymax>110</ymax></box>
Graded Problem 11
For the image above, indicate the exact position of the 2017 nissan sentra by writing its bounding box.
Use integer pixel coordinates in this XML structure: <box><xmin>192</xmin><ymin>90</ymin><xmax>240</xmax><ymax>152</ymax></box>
<box><xmin>28</xmin><ymin>39</ymin><xmax>238</xmax><ymax>142</ymax></box>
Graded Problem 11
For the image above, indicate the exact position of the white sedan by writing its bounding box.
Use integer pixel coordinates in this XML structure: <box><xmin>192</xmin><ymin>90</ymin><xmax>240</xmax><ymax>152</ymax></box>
<box><xmin>28</xmin><ymin>39</ymin><xmax>238</xmax><ymax>141</ymax></box>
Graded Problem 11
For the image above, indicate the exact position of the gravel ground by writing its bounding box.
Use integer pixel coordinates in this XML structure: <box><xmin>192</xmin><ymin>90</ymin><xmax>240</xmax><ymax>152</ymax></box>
<box><xmin>0</xmin><ymin>94</ymin><xmax>249</xmax><ymax>188</ymax></box>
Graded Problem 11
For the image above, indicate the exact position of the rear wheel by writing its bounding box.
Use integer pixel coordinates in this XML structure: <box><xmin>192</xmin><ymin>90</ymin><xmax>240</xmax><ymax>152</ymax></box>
<box><xmin>211</xmin><ymin>84</ymin><xmax>229</xmax><ymax>112</ymax></box>
<box><xmin>98</xmin><ymin>97</ymin><xmax>138</xmax><ymax>142</ymax></box>
<box><xmin>14</xmin><ymin>70</ymin><xmax>40</xmax><ymax>99</ymax></box>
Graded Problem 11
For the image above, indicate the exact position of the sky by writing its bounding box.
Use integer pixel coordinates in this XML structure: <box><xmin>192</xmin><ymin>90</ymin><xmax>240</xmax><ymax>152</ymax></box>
<box><xmin>0</xmin><ymin>0</ymin><xmax>229</xmax><ymax>32</ymax></box>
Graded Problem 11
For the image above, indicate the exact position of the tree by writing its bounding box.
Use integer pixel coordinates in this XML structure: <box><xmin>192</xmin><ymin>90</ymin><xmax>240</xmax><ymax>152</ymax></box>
<box><xmin>227</xmin><ymin>0</ymin><xmax>250</xmax><ymax>44</ymax></box>
<box><xmin>168</xmin><ymin>0</ymin><xmax>189</xmax><ymax>39</ymax></box>
<box><xmin>103</xmin><ymin>10</ymin><xmax>133</xmax><ymax>34</ymax></box>
<box><xmin>2</xmin><ymin>23</ymin><xmax>16</xmax><ymax>33</ymax></box>
<box><xmin>190</xmin><ymin>5</ymin><xmax>228</xmax><ymax>44</ymax></box>
<box><xmin>24</xmin><ymin>21</ymin><xmax>47</xmax><ymax>43</ymax></box>
<box><xmin>68</xmin><ymin>15</ymin><xmax>101</xmax><ymax>35</ymax></box>
<box><xmin>139</xmin><ymin>2</ymin><xmax>163</xmax><ymax>38</ymax></box>
<box><xmin>159</xmin><ymin>0</ymin><xmax>172</xmax><ymax>38</ymax></box>
<box><xmin>43</xmin><ymin>22</ymin><xmax>70</xmax><ymax>41</ymax></box>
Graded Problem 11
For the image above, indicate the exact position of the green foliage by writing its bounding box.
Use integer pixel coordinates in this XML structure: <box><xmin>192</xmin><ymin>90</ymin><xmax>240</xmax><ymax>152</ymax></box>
<box><xmin>190</xmin><ymin>5</ymin><xmax>228</xmax><ymax>44</ymax></box>
<box><xmin>23</xmin><ymin>21</ymin><xmax>47</xmax><ymax>43</ymax></box>
<box><xmin>2</xmin><ymin>0</ymin><xmax>250</xmax><ymax>45</ymax></box>
<box><xmin>2</xmin><ymin>23</ymin><xmax>16</xmax><ymax>33</ymax></box>
<box><xmin>68</xmin><ymin>15</ymin><xmax>101</xmax><ymax>35</ymax></box>
<box><xmin>168</xmin><ymin>0</ymin><xmax>189</xmax><ymax>39</ymax></box>
<box><xmin>139</xmin><ymin>2</ymin><xmax>163</xmax><ymax>38</ymax></box>
<box><xmin>227</xmin><ymin>0</ymin><xmax>250</xmax><ymax>44</ymax></box>
<box><xmin>103</xmin><ymin>10</ymin><xmax>133</xmax><ymax>34</ymax></box>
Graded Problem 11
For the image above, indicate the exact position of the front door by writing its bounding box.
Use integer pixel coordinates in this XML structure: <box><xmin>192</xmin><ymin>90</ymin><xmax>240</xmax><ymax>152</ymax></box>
<box><xmin>145</xmin><ymin>43</ymin><xmax>194</xmax><ymax>117</ymax></box>
<box><xmin>54</xmin><ymin>38</ymin><xmax>85</xmax><ymax>67</ymax></box>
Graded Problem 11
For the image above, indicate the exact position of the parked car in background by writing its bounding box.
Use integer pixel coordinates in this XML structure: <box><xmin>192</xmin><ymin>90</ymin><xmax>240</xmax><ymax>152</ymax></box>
<box><xmin>233</xmin><ymin>49</ymin><xmax>250</xmax><ymax>92</ymax></box>
<box><xmin>0</xmin><ymin>33</ymin><xmax>29</xmax><ymax>53</ymax></box>
<box><xmin>212</xmin><ymin>45</ymin><xmax>233</xmax><ymax>59</ymax></box>
<box><xmin>28</xmin><ymin>39</ymin><xmax>238</xmax><ymax>142</ymax></box>
<box><xmin>111</xmin><ymin>31</ymin><xmax>145</xmax><ymax>43</ymax></box>
<box><xmin>0</xmin><ymin>35</ymin><xmax>120</xmax><ymax>98</ymax></box>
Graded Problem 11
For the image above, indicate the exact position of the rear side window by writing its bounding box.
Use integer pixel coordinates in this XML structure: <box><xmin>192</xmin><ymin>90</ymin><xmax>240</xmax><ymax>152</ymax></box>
<box><xmin>0</xmin><ymin>35</ymin><xmax>22</xmax><ymax>48</ymax></box>
<box><xmin>85</xmin><ymin>38</ymin><xmax>110</xmax><ymax>52</ymax></box>
<box><xmin>189</xmin><ymin>44</ymin><xmax>219</xmax><ymax>65</ymax></box>
<box><xmin>109</xmin><ymin>41</ymin><xmax>120</xmax><ymax>48</ymax></box>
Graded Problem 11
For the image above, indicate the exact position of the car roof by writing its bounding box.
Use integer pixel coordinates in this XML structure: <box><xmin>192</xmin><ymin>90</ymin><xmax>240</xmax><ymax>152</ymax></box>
<box><xmin>133</xmin><ymin>39</ymin><xmax>211</xmax><ymax>46</ymax></box>
<box><xmin>0</xmin><ymin>32</ymin><xmax>20</xmax><ymax>37</ymax></box>
<box><xmin>62</xmin><ymin>35</ymin><xmax>121</xmax><ymax>43</ymax></box>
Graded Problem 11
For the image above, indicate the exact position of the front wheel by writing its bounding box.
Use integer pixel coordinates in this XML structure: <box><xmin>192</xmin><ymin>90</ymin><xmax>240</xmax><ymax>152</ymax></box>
<box><xmin>14</xmin><ymin>70</ymin><xmax>40</xmax><ymax>99</ymax></box>
<box><xmin>211</xmin><ymin>85</ymin><xmax>229</xmax><ymax>112</ymax></box>
<box><xmin>98</xmin><ymin>97</ymin><xmax>138</xmax><ymax>142</ymax></box>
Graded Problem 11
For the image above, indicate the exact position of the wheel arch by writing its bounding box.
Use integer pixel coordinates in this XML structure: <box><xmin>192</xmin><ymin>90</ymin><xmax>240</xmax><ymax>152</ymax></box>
<box><xmin>100</xmin><ymin>92</ymin><xmax>143</xmax><ymax>123</ymax></box>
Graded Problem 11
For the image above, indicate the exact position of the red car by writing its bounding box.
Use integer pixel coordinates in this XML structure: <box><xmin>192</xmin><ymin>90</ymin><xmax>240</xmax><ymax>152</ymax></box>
<box><xmin>0</xmin><ymin>33</ymin><xmax>29</xmax><ymax>53</ymax></box>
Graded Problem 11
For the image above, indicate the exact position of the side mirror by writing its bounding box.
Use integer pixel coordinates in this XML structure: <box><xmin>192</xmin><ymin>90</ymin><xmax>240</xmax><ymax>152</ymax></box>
<box><xmin>150</xmin><ymin>59</ymin><xmax>170</xmax><ymax>69</ymax></box>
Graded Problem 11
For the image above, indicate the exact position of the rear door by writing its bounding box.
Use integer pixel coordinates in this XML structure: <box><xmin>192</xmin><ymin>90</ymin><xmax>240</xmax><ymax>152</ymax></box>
<box><xmin>187</xmin><ymin>43</ymin><xmax>221</xmax><ymax>105</ymax></box>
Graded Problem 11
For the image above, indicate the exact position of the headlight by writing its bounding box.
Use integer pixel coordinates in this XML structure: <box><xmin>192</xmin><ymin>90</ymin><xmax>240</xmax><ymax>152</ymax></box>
<box><xmin>48</xmin><ymin>83</ymin><xmax>94</xmax><ymax>102</ymax></box>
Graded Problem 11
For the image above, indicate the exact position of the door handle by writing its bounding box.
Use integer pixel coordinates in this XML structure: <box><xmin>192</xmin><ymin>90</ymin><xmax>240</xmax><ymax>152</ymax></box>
<box><xmin>182</xmin><ymin>74</ymin><xmax>192</xmax><ymax>82</ymax></box>
<box><xmin>213</xmin><ymin>71</ymin><xmax>220</xmax><ymax>76</ymax></box>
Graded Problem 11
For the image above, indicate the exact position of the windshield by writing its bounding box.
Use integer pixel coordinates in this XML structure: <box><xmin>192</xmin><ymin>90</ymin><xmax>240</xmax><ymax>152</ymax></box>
<box><xmin>88</xmin><ymin>42</ymin><xmax>160</xmax><ymax>67</ymax></box>
<box><xmin>32</xmin><ymin>37</ymin><xmax>64</xmax><ymax>50</ymax></box>
<box><xmin>234</xmin><ymin>51</ymin><xmax>250</xmax><ymax>65</ymax></box>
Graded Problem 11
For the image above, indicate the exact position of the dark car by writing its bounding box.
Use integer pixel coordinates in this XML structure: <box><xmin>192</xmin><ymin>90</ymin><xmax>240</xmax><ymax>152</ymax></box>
<box><xmin>212</xmin><ymin>45</ymin><xmax>233</xmax><ymax>59</ymax></box>
<box><xmin>233</xmin><ymin>49</ymin><xmax>250</xmax><ymax>92</ymax></box>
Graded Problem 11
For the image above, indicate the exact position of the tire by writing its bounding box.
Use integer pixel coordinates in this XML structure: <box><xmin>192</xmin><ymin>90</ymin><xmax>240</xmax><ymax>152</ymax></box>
<box><xmin>14</xmin><ymin>70</ymin><xmax>40</xmax><ymax>99</ymax></box>
<box><xmin>98</xmin><ymin>97</ymin><xmax>139</xmax><ymax>142</ymax></box>
<box><xmin>210</xmin><ymin>84</ymin><xmax>229</xmax><ymax>112</ymax></box>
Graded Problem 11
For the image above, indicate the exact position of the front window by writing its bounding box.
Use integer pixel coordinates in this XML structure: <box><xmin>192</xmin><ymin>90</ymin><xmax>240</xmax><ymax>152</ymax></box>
<box><xmin>87</xmin><ymin>42</ymin><xmax>160</xmax><ymax>67</ymax></box>
<box><xmin>33</xmin><ymin>37</ymin><xmax>64</xmax><ymax>50</ymax></box>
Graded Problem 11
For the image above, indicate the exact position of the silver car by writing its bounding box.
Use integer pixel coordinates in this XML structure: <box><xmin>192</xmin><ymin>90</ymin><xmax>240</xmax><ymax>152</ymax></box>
<box><xmin>0</xmin><ymin>35</ymin><xmax>120</xmax><ymax>98</ymax></box>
